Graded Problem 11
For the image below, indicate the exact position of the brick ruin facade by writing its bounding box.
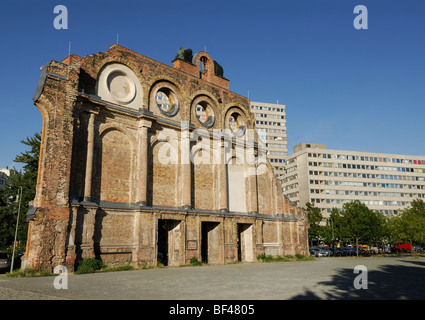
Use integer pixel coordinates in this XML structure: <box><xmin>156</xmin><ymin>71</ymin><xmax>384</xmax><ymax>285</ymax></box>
<box><xmin>23</xmin><ymin>44</ymin><xmax>309</xmax><ymax>271</ymax></box>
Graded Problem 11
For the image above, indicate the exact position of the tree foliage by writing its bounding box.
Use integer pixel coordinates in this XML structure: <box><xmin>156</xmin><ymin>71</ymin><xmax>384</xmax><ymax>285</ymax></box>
<box><xmin>305</xmin><ymin>199</ymin><xmax>425</xmax><ymax>255</ymax></box>
<box><xmin>395</xmin><ymin>199</ymin><xmax>425</xmax><ymax>252</ymax></box>
<box><xmin>0</xmin><ymin>133</ymin><xmax>40</xmax><ymax>249</ymax></box>
<box><xmin>338</xmin><ymin>200</ymin><xmax>384</xmax><ymax>255</ymax></box>
<box><xmin>304</xmin><ymin>202</ymin><xmax>323</xmax><ymax>245</ymax></box>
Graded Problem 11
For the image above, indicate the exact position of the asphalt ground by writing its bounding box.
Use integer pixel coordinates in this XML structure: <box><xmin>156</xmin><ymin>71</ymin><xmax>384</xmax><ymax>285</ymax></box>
<box><xmin>1</xmin><ymin>255</ymin><xmax>424</xmax><ymax>305</ymax></box>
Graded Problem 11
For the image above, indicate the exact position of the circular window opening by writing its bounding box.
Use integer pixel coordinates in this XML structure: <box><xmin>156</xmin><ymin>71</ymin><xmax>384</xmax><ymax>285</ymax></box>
<box><xmin>229</xmin><ymin>112</ymin><xmax>246</xmax><ymax>136</ymax></box>
<box><xmin>196</xmin><ymin>102</ymin><xmax>215</xmax><ymax>127</ymax></box>
<box><xmin>155</xmin><ymin>89</ymin><xmax>179</xmax><ymax>116</ymax></box>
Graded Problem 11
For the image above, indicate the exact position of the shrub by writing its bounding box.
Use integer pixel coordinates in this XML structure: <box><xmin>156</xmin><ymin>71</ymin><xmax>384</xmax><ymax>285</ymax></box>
<box><xmin>189</xmin><ymin>257</ymin><xmax>203</xmax><ymax>266</ymax></box>
<box><xmin>75</xmin><ymin>258</ymin><xmax>104</xmax><ymax>274</ymax></box>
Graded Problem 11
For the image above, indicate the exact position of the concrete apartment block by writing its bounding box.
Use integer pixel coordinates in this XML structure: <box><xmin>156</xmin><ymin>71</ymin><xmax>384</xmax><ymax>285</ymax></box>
<box><xmin>0</xmin><ymin>168</ymin><xmax>10</xmax><ymax>190</ymax></box>
<box><xmin>250</xmin><ymin>101</ymin><xmax>287</xmax><ymax>178</ymax></box>
<box><xmin>282</xmin><ymin>143</ymin><xmax>425</xmax><ymax>217</ymax></box>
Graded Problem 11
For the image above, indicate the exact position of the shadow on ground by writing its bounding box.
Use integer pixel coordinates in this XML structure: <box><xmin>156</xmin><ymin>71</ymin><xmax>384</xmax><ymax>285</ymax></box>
<box><xmin>292</xmin><ymin>257</ymin><xmax>425</xmax><ymax>300</ymax></box>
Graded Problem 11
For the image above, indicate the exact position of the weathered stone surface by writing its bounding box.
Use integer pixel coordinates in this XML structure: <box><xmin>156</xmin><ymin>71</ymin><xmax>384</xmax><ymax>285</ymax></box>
<box><xmin>24</xmin><ymin>44</ymin><xmax>309</xmax><ymax>272</ymax></box>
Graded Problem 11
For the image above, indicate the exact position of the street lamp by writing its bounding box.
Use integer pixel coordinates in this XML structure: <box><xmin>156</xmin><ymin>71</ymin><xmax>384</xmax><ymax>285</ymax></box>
<box><xmin>329</xmin><ymin>218</ymin><xmax>334</xmax><ymax>243</ymax></box>
<box><xmin>10</xmin><ymin>186</ymin><xmax>22</xmax><ymax>273</ymax></box>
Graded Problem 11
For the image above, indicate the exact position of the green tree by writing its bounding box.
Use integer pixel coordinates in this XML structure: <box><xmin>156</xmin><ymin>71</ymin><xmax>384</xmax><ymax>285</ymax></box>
<box><xmin>326</xmin><ymin>207</ymin><xmax>346</xmax><ymax>246</ymax></box>
<box><xmin>398</xmin><ymin>199</ymin><xmax>425</xmax><ymax>254</ymax></box>
<box><xmin>322</xmin><ymin>207</ymin><xmax>342</xmax><ymax>247</ymax></box>
<box><xmin>0</xmin><ymin>133</ymin><xmax>40</xmax><ymax>250</ymax></box>
<box><xmin>363</xmin><ymin>210</ymin><xmax>386</xmax><ymax>247</ymax></box>
<box><xmin>384</xmin><ymin>213</ymin><xmax>403</xmax><ymax>246</ymax></box>
<box><xmin>304</xmin><ymin>202</ymin><xmax>323</xmax><ymax>246</ymax></box>
<box><xmin>337</xmin><ymin>200</ymin><xmax>383</xmax><ymax>256</ymax></box>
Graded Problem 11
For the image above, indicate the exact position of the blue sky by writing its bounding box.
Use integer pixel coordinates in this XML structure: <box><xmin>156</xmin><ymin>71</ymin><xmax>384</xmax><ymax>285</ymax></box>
<box><xmin>1</xmin><ymin>0</ymin><xmax>424</xmax><ymax>170</ymax></box>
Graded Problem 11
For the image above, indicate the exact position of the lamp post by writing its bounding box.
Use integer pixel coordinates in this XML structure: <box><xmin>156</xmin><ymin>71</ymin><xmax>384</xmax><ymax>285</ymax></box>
<box><xmin>10</xmin><ymin>186</ymin><xmax>22</xmax><ymax>273</ymax></box>
<box><xmin>329</xmin><ymin>218</ymin><xmax>334</xmax><ymax>245</ymax></box>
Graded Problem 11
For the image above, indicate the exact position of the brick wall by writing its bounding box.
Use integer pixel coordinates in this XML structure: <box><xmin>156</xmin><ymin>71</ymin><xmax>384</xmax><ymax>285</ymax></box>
<box><xmin>24</xmin><ymin>44</ymin><xmax>310</xmax><ymax>271</ymax></box>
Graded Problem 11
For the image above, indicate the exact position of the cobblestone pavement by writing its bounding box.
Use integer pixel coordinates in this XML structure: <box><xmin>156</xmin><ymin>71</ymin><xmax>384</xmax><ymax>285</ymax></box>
<box><xmin>1</xmin><ymin>256</ymin><xmax>424</xmax><ymax>300</ymax></box>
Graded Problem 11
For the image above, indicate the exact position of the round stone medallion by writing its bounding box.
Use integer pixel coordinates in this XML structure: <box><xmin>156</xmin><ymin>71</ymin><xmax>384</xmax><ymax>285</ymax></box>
<box><xmin>107</xmin><ymin>70</ymin><xmax>136</xmax><ymax>104</ymax></box>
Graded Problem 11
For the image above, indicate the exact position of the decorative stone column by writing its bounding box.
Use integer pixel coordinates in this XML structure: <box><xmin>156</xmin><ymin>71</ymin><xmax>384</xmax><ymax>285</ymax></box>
<box><xmin>248</xmin><ymin>165</ymin><xmax>258</xmax><ymax>214</ymax></box>
<box><xmin>81</xmin><ymin>206</ymin><xmax>97</xmax><ymax>259</ymax></box>
<box><xmin>245</xmin><ymin>134</ymin><xmax>259</xmax><ymax>214</ymax></box>
<box><xmin>219</xmin><ymin>137</ymin><xmax>228</xmax><ymax>212</ymax></box>
<box><xmin>83</xmin><ymin>112</ymin><xmax>95</xmax><ymax>202</ymax></box>
<box><xmin>137</xmin><ymin>119</ymin><xmax>152</xmax><ymax>206</ymax></box>
<box><xmin>65</xmin><ymin>205</ymin><xmax>79</xmax><ymax>271</ymax></box>
<box><xmin>181</xmin><ymin>122</ymin><xmax>192</xmax><ymax>209</ymax></box>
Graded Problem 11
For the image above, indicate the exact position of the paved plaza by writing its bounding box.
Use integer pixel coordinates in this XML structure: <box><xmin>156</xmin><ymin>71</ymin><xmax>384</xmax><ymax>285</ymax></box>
<box><xmin>1</xmin><ymin>256</ymin><xmax>425</xmax><ymax>301</ymax></box>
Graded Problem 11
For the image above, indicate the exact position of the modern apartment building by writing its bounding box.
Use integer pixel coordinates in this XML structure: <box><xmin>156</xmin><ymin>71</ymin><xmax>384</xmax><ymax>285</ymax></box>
<box><xmin>250</xmin><ymin>101</ymin><xmax>287</xmax><ymax>177</ymax></box>
<box><xmin>0</xmin><ymin>167</ymin><xmax>10</xmax><ymax>190</ymax></box>
<box><xmin>282</xmin><ymin>143</ymin><xmax>425</xmax><ymax>216</ymax></box>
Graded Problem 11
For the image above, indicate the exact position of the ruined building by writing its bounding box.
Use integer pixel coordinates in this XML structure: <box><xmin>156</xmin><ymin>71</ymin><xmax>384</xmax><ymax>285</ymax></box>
<box><xmin>24</xmin><ymin>44</ymin><xmax>309</xmax><ymax>271</ymax></box>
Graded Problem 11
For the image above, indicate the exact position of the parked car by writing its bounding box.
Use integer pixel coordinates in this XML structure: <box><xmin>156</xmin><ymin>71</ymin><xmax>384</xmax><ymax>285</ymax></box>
<box><xmin>0</xmin><ymin>251</ymin><xmax>11</xmax><ymax>272</ymax></box>
<box><xmin>309</xmin><ymin>248</ymin><xmax>318</xmax><ymax>257</ymax></box>
<box><xmin>346</xmin><ymin>247</ymin><xmax>358</xmax><ymax>256</ymax></box>
<box><xmin>395</xmin><ymin>243</ymin><xmax>411</xmax><ymax>253</ymax></box>
<box><xmin>357</xmin><ymin>248</ymin><xmax>370</xmax><ymax>256</ymax></box>
<box><xmin>360</xmin><ymin>247</ymin><xmax>372</xmax><ymax>256</ymax></box>
<box><xmin>309</xmin><ymin>247</ymin><xmax>330</xmax><ymax>257</ymax></box>
<box><xmin>330</xmin><ymin>247</ymin><xmax>344</xmax><ymax>257</ymax></box>
<box><xmin>337</xmin><ymin>247</ymin><xmax>354</xmax><ymax>256</ymax></box>
<box><xmin>309</xmin><ymin>247</ymin><xmax>325</xmax><ymax>257</ymax></box>
<box><xmin>320</xmin><ymin>247</ymin><xmax>333</xmax><ymax>257</ymax></box>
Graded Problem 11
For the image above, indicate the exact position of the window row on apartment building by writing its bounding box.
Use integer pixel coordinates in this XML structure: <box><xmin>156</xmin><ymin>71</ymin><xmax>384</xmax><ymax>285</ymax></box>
<box><xmin>310</xmin><ymin>180</ymin><xmax>425</xmax><ymax>190</ymax></box>
<box><xmin>307</xmin><ymin>162</ymin><xmax>425</xmax><ymax>173</ymax></box>
<box><xmin>255</xmin><ymin>113</ymin><xmax>285</xmax><ymax>120</ymax></box>
<box><xmin>255</xmin><ymin>120</ymin><xmax>286</xmax><ymax>127</ymax></box>
<box><xmin>308</xmin><ymin>152</ymin><xmax>425</xmax><ymax>165</ymax></box>
<box><xmin>251</xmin><ymin>105</ymin><xmax>285</xmax><ymax>113</ymax></box>
<box><xmin>310</xmin><ymin>171</ymin><xmax>425</xmax><ymax>181</ymax></box>
<box><xmin>310</xmin><ymin>198</ymin><xmax>406</xmax><ymax>215</ymax></box>
<box><xmin>310</xmin><ymin>188</ymin><xmax>425</xmax><ymax>198</ymax></box>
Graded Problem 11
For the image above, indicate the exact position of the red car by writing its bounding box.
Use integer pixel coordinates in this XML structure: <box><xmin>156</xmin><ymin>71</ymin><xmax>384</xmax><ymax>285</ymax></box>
<box><xmin>395</xmin><ymin>243</ymin><xmax>411</xmax><ymax>253</ymax></box>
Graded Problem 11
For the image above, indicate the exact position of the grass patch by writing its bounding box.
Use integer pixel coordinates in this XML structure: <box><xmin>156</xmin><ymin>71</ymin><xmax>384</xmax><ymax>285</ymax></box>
<box><xmin>257</xmin><ymin>254</ymin><xmax>315</xmax><ymax>263</ymax></box>
<box><xmin>101</xmin><ymin>263</ymin><xmax>134</xmax><ymax>272</ymax></box>
<box><xmin>75</xmin><ymin>259</ymin><xmax>164</xmax><ymax>274</ymax></box>
<box><xmin>295</xmin><ymin>253</ymin><xmax>316</xmax><ymax>261</ymax></box>
<box><xmin>3</xmin><ymin>268</ymin><xmax>54</xmax><ymax>278</ymax></box>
